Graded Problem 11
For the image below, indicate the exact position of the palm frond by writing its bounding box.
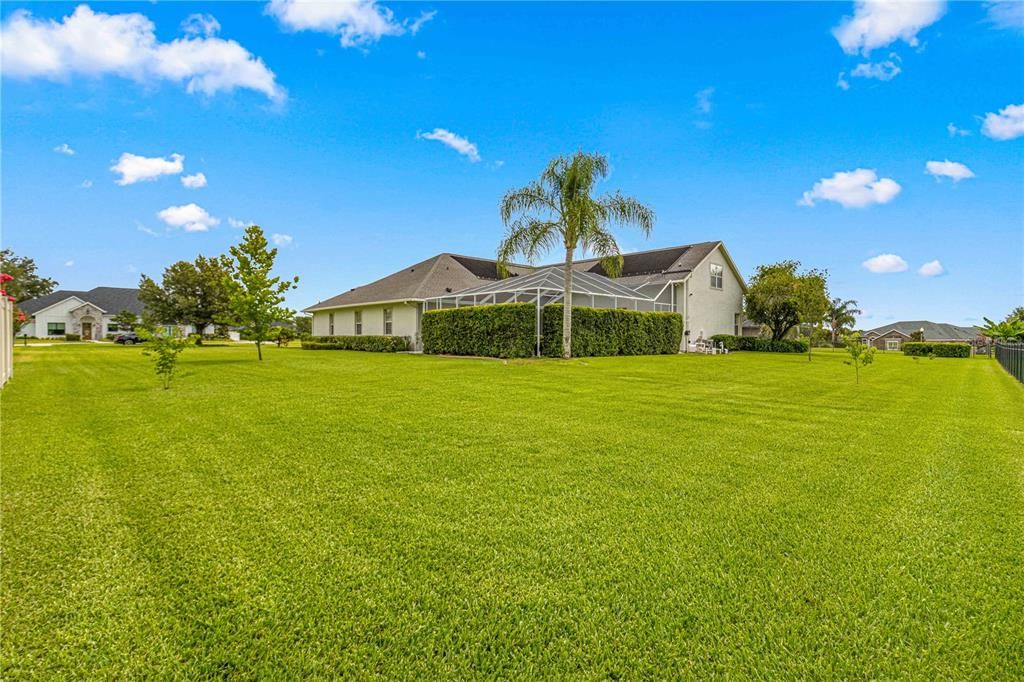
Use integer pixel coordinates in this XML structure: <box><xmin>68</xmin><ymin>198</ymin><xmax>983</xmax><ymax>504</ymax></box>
<box><xmin>496</xmin><ymin>218</ymin><xmax>560</xmax><ymax>277</ymax></box>
<box><xmin>499</xmin><ymin>181</ymin><xmax>558</xmax><ymax>226</ymax></box>
<box><xmin>600</xmin><ymin>192</ymin><xmax>655</xmax><ymax>237</ymax></box>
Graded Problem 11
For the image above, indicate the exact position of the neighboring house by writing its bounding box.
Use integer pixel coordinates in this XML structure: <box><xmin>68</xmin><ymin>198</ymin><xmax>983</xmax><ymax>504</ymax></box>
<box><xmin>19</xmin><ymin>287</ymin><xmax>144</xmax><ymax>340</ymax></box>
<box><xmin>304</xmin><ymin>241</ymin><xmax>747</xmax><ymax>351</ymax></box>
<box><xmin>861</xmin><ymin>320</ymin><xmax>981</xmax><ymax>351</ymax></box>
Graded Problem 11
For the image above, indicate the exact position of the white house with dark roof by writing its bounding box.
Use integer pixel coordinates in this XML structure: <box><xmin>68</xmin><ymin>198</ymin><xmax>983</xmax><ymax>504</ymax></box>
<box><xmin>304</xmin><ymin>241</ymin><xmax>747</xmax><ymax>351</ymax></box>
<box><xmin>19</xmin><ymin>287</ymin><xmax>144</xmax><ymax>340</ymax></box>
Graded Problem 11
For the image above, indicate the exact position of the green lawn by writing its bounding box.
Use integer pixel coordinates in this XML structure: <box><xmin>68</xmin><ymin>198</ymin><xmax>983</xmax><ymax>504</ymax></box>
<box><xmin>2</xmin><ymin>344</ymin><xmax>1022</xmax><ymax>678</ymax></box>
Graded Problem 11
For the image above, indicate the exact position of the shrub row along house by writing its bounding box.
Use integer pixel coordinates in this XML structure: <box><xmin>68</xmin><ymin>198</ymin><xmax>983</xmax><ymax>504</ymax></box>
<box><xmin>304</xmin><ymin>241</ymin><xmax>746</xmax><ymax>353</ymax></box>
<box><xmin>860</xmin><ymin>320</ymin><xmax>980</xmax><ymax>351</ymax></box>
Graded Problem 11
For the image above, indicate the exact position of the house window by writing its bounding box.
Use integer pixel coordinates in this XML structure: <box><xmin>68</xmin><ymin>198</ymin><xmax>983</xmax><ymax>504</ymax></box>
<box><xmin>328</xmin><ymin>312</ymin><xmax>335</xmax><ymax>336</ymax></box>
<box><xmin>734</xmin><ymin>313</ymin><xmax>740</xmax><ymax>336</ymax></box>
<box><xmin>47</xmin><ymin>322</ymin><xmax>65</xmax><ymax>336</ymax></box>
<box><xmin>354</xmin><ymin>310</ymin><xmax>362</xmax><ymax>335</ymax></box>
<box><xmin>886</xmin><ymin>338</ymin><xmax>900</xmax><ymax>351</ymax></box>
<box><xmin>383</xmin><ymin>308</ymin><xmax>393</xmax><ymax>335</ymax></box>
<box><xmin>108</xmin><ymin>323</ymin><xmax>120</xmax><ymax>333</ymax></box>
<box><xmin>710</xmin><ymin>264</ymin><xmax>724</xmax><ymax>290</ymax></box>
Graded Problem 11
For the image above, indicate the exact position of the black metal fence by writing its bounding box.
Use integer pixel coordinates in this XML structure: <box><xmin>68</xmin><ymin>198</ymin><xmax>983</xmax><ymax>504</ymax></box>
<box><xmin>994</xmin><ymin>341</ymin><xmax>1024</xmax><ymax>384</ymax></box>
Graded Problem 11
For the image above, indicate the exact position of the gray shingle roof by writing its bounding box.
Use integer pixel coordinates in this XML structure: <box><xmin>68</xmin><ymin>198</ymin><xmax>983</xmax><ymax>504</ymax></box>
<box><xmin>303</xmin><ymin>254</ymin><xmax>533</xmax><ymax>311</ymax></box>
<box><xmin>863</xmin><ymin>320</ymin><xmax>980</xmax><ymax>341</ymax></box>
<box><xmin>304</xmin><ymin>241</ymin><xmax>728</xmax><ymax>311</ymax></box>
<box><xmin>20</xmin><ymin>287</ymin><xmax>143</xmax><ymax>316</ymax></box>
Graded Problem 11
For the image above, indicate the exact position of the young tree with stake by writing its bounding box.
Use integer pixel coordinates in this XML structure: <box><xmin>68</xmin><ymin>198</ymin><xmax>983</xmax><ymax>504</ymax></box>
<box><xmin>224</xmin><ymin>225</ymin><xmax>298</xmax><ymax>361</ymax></box>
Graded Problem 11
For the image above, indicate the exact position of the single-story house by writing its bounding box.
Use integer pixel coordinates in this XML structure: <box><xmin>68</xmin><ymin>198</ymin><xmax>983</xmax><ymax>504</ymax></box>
<box><xmin>861</xmin><ymin>320</ymin><xmax>981</xmax><ymax>351</ymax></box>
<box><xmin>18</xmin><ymin>287</ymin><xmax>145</xmax><ymax>340</ymax></box>
<box><xmin>18</xmin><ymin>286</ymin><xmax>241</xmax><ymax>340</ymax></box>
<box><xmin>304</xmin><ymin>241</ymin><xmax>747</xmax><ymax>352</ymax></box>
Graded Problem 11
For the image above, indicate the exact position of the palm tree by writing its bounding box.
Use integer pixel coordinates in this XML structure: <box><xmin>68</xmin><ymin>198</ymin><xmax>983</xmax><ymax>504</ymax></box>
<box><xmin>827</xmin><ymin>297</ymin><xmax>862</xmax><ymax>348</ymax></box>
<box><xmin>497</xmin><ymin>152</ymin><xmax>655</xmax><ymax>358</ymax></box>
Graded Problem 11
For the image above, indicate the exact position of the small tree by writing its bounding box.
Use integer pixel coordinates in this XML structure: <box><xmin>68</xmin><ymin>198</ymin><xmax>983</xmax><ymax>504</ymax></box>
<box><xmin>111</xmin><ymin>309</ymin><xmax>138</xmax><ymax>332</ymax></box>
<box><xmin>269</xmin><ymin>325</ymin><xmax>296</xmax><ymax>347</ymax></box>
<box><xmin>139</xmin><ymin>255</ymin><xmax>232</xmax><ymax>345</ymax></box>
<box><xmin>746</xmin><ymin>260</ymin><xmax>828</xmax><ymax>343</ymax></box>
<box><xmin>0</xmin><ymin>249</ymin><xmax>58</xmax><ymax>302</ymax></box>
<box><xmin>843</xmin><ymin>334</ymin><xmax>876</xmax><ymax>385</ymax></box>
<box><xmin>794</xmin><ymin>269</ymin><xmax>829</xmax><ymax>362</ymax></box>
<box><xmin>139</xmin><ymin>326</ymin><xmax>193</xmax><ymax>389</ymax></box>
<box><xmin>224</xmin><ymin>225</ymin><xmax>298</xmax><ymax>360</ymax></box>
<box><xmin>295</xmin><ymin>315</ymin><xmax>312</xmax><ymax>338</ymax></box>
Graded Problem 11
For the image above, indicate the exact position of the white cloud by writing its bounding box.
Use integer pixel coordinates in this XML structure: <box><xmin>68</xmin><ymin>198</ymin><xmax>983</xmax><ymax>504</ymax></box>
<box><xmin>417</xmin><ymin>128</ymin><xmax>480</xmax><ymax>162</ymax></box>
<box><xmin>946</xmin><ymin>122</ymin><xmax>970</xmax><ymax>137</ymax></box>
<box><xmin>227</xmin><ymin>217</ymin><xmax>251</xmax><ymax>229</ymax></box>
<box><xmin>53</xmin><ymin>143</ymin><xmax>75</xmax><ymax>155</ymax></box>
<box><xmin>798</xmin><ymin>168</ymin><xmax>902</xmax><ymax>208</ymax></box>
<box><xmin>181</xmin><ymin>172</ymin><xmax>207</xmax><ymax>188</ymax></box>
<box><xmin>181</xmin><ymin>13</ymin><xmax>220</xmax><ymax>38</ymax></box>
<box><xmin>157</xmin><ymin>203</ymin><xmax>219</xmax><ymax>232</ymax></box>
<box><xmin>271</xmin><ymin>233</ymin><xmax>293</xmax><ymax>246</ymax></box>
<box><xmin>64</xmin><ymin>260</ymin><xmax>75</xmax><ymax>267</ymax></box>
<box><xmin>136</xmin><ymin>223</ymin><xmax>161</xmax><ymax>237</ymax></box>
<box><xmin>918</xmin><ymin>259</ymin><xmax>945</xmax><ymax>277</ymax></box>
<box><xmin>984</xmin><ymin>1</ymin><xmax>1024</xmax><ymax>31</ymax></box>
<box><xmin>924</xmin><ymin>159</ymin><xmax>975</xmax><ymax>182</ymax></box>
<box><xmin>0</xmin><ymin>5</ymin><xmax>284</xmax><ymax>102</ymax></box>
<box><xmin>111</xmin><ymin>152</ymin><xmax>184</xmax><ymax>185</ymax></box>
<box><xmin>981</xmin><ymin>102</ymin><xmax>1024</xmax><ymax>141</ymax></box>
<box><xmin>407</xmin><ymin>10</ymin><xmax>436</xmax><ymax>35</ymax></box>
<box><xmin>862</xmin><ymin>253</ymin><xmax>909</xmax><ymax>273</ymax></box>
<box><xmin>416</xmin><ymin>49</ymin><xmax>426</xmax><ymax>60</ymax></box>
<box><xmin>80</xmin><ymin>179</ymin><xmax>92</xmax><ymax>189</ymax></box>
<box><xmin>836</xmin><ymin>72</ymin><xmax>850</xmax><ymax>90</ymax></box>
<box><xmin>850</xmin><ymin>57</ymin><xmax>901</xmax><ymax>81</ymax></box>
<box><xmin>833</xmin><ymin>0</ymin><xmax>946</xmax><ymax>55</ymax></box>
<box><xmin>695</xmin><ymin>86</ymin><xmax>715</xmax><ymax>114</ymax></box>
<box><xmin>266</xmin><ymin>0</ymin><xmax>433</xmax><ymax>49</ymax></box>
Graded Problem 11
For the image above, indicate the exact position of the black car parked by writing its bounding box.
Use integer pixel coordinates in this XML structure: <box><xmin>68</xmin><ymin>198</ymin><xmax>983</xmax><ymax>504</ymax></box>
<box><xmin>113</xmin><ymin>332</ymin><xmax>143</xmax><ymax>345</ymax></box>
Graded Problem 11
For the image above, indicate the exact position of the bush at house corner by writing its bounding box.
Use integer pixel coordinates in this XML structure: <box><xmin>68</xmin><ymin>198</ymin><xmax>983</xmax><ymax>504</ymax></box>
<box><xmin>710</xmin><ymin>334</ymin><xmax>808</xmax><ymax>353</ymax></box>
<box><xmin>302</xmin><ymin>336</ymin><xmax>410</xmax><ymax>352</ymax></box>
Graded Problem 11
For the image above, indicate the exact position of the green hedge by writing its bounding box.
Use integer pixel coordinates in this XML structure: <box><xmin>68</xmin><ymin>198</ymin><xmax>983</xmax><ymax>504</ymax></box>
<box><xmin>422</xmin><ymin>304</ymin><xmax>536</xmax><ymax>358</ymax></box>
<box><xmin>302</xmin><ymin>335</ymin><xmax>410</xmax><ymax>352</ymax></box>
<box><xmin>422</xmin><ymin>303</ymin><xmax>682</xmax><ymax>358</ymax></box>
<box><xmin>902</xmin><ymin>342</ymin><xmax>971</xmax><ymax>358</ymax></box>
<box><xmin>64</xmin><ymin>333</ymin><xmax>81</xmax><ymax>342</ymax></box>
<box><xmin>710</xmin><ymin>334</ymin><xmax>809</xmax><ymax>353</ymax></box>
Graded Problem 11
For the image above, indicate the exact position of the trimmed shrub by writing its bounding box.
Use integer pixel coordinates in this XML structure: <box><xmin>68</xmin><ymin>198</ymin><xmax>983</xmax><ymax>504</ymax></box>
<box><xmin>422</xmin><ymin>304</ymin><xmax>536</xmax><ymax>358</ymax></box>
<box><xmin>903</xmin><ymin>342</ymin><xmax>970</xmax><ymax>358</ymax></box>
<box><xmin>421</xmin><ymin>303</ymin><xmax>682</xmax><ymax>358</ymax></box>
<box><xmin>710</xmin><ymin>334</ymin><xmax>808</xmax><ymax>353</ymax></box>
<box><xmin>64</xmin><ymin>333</ymin><xmax>81</xmax><ymax>342</ymax></box>
<box><xmin>302</xmin><ymin>335</ymin><xmax>410</xmax><ymax>352</ymax></box>
<box><xmin>540</xmin><ymin>305</ymin><xmax>682</xmax><ymax>357</ymax></box>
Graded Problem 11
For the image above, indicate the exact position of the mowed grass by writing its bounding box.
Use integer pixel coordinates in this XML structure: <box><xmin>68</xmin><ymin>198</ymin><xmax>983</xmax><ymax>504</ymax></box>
<box><xmin>2</xmin><ymin>344</ymin><xmax>1023</xmax><ymax>679</ymax></box>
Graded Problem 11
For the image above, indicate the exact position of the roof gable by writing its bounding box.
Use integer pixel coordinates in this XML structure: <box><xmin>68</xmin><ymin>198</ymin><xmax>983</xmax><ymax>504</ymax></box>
<box><xmin>20</xmin><ymin>287</ymin><xmax>143</xmax><ymax>317</ymax></box>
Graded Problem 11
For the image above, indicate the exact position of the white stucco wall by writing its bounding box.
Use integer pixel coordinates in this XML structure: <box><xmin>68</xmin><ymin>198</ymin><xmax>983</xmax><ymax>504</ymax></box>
<box><xmin>22</xmin><ymin>297</ymin><xmax>136</xmax><ymax>339</ymax></box>
<box><xmin>26</xmin><ymin>297</ymin><xmax>90</xmax><ymax>337</ymax></box>
<box><xmin>311</xmin><ymin>303</ymin><xmax>420</xmax><ymax>345</ymax></box>
<box><xmin>676</xmin><ymin>245</ymin><xmax>745</xmax><ymax>346</ymax></box>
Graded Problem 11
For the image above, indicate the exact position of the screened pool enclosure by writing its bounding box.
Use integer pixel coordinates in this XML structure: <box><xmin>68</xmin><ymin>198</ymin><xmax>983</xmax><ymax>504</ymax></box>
<box><xmin>423</xmin><ymin>266</ymin><xmax>673</xmax><ymax>313</ymax></box>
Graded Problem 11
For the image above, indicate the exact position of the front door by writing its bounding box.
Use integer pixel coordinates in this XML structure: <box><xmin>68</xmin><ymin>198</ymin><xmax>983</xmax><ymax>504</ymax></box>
<box><xmin>81</xmin><ymin>322</ymin><xmax>92</xmax><ymax>340</ymax></box>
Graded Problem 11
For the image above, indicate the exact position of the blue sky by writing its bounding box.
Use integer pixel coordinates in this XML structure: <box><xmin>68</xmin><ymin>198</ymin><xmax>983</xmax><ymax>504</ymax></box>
<box><xmin>2</xmin><ymin>1</ymin><xmax>1021</xmax><ymax>326</ymax></box>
